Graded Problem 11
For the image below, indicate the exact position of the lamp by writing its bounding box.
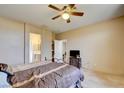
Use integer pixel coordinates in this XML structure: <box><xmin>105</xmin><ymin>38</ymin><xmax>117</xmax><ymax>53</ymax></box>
<box><xmin>62</xmin><ymin>12</ymin><xmax>70</xmax><ymax>20</ymax></box>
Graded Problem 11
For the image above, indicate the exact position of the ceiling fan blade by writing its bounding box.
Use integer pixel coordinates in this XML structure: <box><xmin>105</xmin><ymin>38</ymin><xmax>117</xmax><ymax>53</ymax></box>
<box><xmin>68</xmin><ymin>4</ymin><xmax>75</xmax><ymax>8</ymax></box>
<box><xmin>71</xmin><ymin>12</ymin><xmax>84</xmax><ymax>16</ymax></box>
<box><xmin>67</xmin><ymin>19</ymin><xmax>71</xmax><ymax>23</ymax></box>
<box><xmin>48</xmin><ymin>4</ymin><xmax>61</xmax><ymax>11</ymax></box>
<box><xmin>52</xmin><ymin>15</ymin><xmax>61</xmax><ymax>20</ymax></box>
<box><xmin>62</xmin><ymin>6</ymin><xmax>67</xmax><ymax>10</ymax></box>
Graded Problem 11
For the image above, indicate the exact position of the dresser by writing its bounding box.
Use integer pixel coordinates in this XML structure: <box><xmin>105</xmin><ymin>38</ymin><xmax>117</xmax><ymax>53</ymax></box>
<box><xmin>69</xmin><ymin>57</ymin><xmax>81</xmax><ymax>69</ymax></box>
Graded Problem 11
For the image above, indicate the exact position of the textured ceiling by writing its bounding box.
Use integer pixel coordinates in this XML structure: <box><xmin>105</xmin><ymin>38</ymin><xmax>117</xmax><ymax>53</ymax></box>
<box><xmin>0</xmin><ymin>4</ymin><xmax>124</xmax><ymax>33</ymax></box>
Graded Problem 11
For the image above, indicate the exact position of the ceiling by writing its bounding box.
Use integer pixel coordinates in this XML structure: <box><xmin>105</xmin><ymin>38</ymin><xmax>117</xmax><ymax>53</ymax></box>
<box><xmin>0</xmin><ymin>4</ymin><xmax>124</xmax><ymax>33</ymax></box>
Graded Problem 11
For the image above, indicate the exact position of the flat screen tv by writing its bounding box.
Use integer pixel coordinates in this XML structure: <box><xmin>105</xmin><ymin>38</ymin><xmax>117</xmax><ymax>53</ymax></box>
<box><xmin>70</xmin><ymin>50</ymin><xmax>80</xmax><ymax>57</ymax></box>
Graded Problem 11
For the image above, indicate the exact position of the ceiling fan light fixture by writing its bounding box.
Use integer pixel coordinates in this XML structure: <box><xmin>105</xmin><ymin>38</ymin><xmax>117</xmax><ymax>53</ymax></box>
<box><xmin>62</xmin><ymin>13</ymin><xmax>70</xmax><ymax>20</ymax></box>
<box><xmin>48</xmin><ymin>4</ymin><xmax>84</xmax><ymax>23</ymax></box>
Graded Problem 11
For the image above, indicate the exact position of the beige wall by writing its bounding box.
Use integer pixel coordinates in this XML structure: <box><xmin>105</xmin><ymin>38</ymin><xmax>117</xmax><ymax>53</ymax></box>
<box><xmin>57</xmin><ymin>16</ymin><xmax>124</xmax><ymax>75</ymax></box>
<box><xmin>41</xmin><ymin>28</ymin><xmax>52</xmax><ymax>61</ymax></box>
<box><xmin>0</xmin><ymin>17</ymin><xmax>24</xmax><ymax>66</ymax></box>
<box><xmin>52</xmin><ymin>32</ymin><xmax>56</xmax><ymax>41</ymax></box>
<box><xmin>0</xmin><ymin>17</ymin><xmax>53</xmax><ymax>66</ymax></box>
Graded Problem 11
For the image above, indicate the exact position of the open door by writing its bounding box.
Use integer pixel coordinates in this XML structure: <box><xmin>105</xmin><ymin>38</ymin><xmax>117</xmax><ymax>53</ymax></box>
<box><xmin>29</xmin><ymin>33</ymin><xmax>41</xmax><ymax>63</ymax></box>
<box><xmin>54</xmin><ymin>40</ymin><xmax>67</xmax><ymax>63</ymax></box>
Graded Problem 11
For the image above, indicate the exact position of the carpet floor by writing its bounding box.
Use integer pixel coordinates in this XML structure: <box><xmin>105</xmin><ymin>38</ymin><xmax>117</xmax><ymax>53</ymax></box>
<box><xmin>81</xmin><ymin>68</ymin><xmax>124</xmax><ymax>88</ymax></box>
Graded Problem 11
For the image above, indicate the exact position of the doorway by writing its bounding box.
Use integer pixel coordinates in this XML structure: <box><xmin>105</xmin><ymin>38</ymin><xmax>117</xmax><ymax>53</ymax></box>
<box><xmin>29</xmin><ymin>33</ymin><xmax>41</xmax><ymax>63</ymax></box>
<box><xmin>54</xmin><ymin>40</ymin><xmax>67</xmax><ymax>63</ymax></box>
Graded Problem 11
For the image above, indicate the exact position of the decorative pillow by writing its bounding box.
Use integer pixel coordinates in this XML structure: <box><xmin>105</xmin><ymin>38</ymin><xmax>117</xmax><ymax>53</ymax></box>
<box><xmin>0</xmin><ymin>63</ymin><xmax>8</xmax><ymax>71</ymax></box>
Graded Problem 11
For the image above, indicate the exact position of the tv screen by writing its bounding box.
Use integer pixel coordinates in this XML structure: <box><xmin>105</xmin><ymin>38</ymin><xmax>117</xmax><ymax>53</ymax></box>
<box><xmin>70</xmin><ymin>50</ymin><xmax>80</xmax><ymax>57</ymax></box>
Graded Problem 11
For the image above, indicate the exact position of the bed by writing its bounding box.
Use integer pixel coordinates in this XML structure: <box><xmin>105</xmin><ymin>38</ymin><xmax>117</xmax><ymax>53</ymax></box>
<box><xmin>0</xmin><ymin>62</ymin><xmax>84</xmax><ymax>88</ymax></box>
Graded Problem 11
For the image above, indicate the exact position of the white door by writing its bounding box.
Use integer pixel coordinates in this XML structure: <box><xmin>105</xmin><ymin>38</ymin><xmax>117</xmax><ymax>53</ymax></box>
<box><xmin>29</xmin><ymin>33</ymin><xmax>41</xmax><ymax>63</ymax></box>
<box><xmin>54</xmin><ymin>40</ymin><xmax>67</xmax><ymax>63</ymax></box>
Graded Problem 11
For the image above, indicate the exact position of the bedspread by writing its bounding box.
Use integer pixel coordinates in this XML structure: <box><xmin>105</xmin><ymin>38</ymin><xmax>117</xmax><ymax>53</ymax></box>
<box><xmin>11</xmin><ymin>62</ymin><xmax>83</xmax><ymax>88</ymax></box>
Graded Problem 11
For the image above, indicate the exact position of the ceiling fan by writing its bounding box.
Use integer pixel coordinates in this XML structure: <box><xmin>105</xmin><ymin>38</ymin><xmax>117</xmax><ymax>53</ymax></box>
<box><xmin>48</xmin><ymin>4</ymin><xmax>84</xmax><ymax>23</ymax></box>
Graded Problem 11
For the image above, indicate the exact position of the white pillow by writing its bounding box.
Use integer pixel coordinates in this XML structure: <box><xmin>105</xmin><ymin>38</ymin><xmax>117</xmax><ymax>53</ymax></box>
<box><xmin>6</xmin><ymin>65</ymin><xmax>13</xmax><ymax>74</ymax></box>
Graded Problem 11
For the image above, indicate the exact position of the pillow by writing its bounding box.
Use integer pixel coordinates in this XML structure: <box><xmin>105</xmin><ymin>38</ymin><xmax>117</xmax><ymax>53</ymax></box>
<box><xmin>0</xmin><ymin>71</ymin><xmax>12</xmax><ymax>88</ymax></box>
<box><xmin>0</xmin><ymin>63</ymin><xmax>13</xmax><ymax>74</ymax></box>
<box><xmin>6</xmin><ymin>65</ymin><xmax>13</xmax><ymax>74</ymax></box>
<box><xmin>1</xmin><ymin>70</ymin><xmax>14</xmax><ymax>84</ymax></box>
<box><xmin>0</xmin><ymin>63</ymin><xmax>14</xmax><ymax>86</ymax></box>
<box><xmin>0</xmin><ymin>63</ymin><xmax>8</xmax><ymax>71</ymax></box>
